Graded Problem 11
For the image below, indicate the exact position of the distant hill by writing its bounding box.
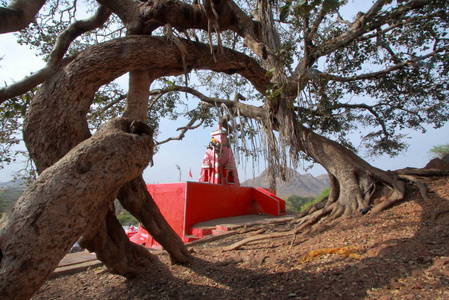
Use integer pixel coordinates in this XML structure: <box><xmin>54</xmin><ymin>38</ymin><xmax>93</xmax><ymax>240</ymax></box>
<box><xmin>0</xmin><ymin>188</ymin><xmax>23</xmax><ymax>215</ymax></box>
<box><xmin>0</xmin><ymin>180</ymin><xmax>26</xmax><ymax>215</ymax></box>
<box><xmin>0</xmin><ymin>178</ymin><xmax>27</xmax><ymax>189</ymax></box>
<box><xmin>242</xmin><ymin>168</ymin><xmax>330</xmax><ymax>198</ymax></box>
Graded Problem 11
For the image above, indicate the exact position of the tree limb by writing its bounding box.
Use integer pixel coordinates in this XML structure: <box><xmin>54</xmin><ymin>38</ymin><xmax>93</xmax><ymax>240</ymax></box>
<box><xmin>0</xmin><ymin>0</ymin><xmax>46</xmax><ymax>34</ymax></box>
<box><xmin>0</xmin><ymin>118</ymin><xmax>154</xmax><ymax>300</ymax></box>
<box><xmin>0</xmin><ymin>5</ymin><xmax>112</xmax><ymax>103</ymax></box>
<box><xmin>156</xmin><ymin>104</ymin><xmax>208</xmax><ymax>145</ymax></box>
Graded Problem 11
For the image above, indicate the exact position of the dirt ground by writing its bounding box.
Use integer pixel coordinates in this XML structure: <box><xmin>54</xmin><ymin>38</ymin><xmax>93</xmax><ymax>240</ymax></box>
<box><xmin>33</xmin><ymin>176</ymin><xmax>449</xmax><ymax>299</ymax></box>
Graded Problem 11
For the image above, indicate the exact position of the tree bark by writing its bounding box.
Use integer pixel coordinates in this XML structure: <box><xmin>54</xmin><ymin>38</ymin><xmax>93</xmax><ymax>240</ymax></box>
<box><xmin>0</xmin><ymin>0</ymin><xmax>46</xmax><ymax>34</ymax></box>
<box><xmin>23</xmin><ymin>36</ymin><xmax>268</xmax><ymax>173</ymax></box>
<box><xmin>275</xmin><ymin>102</ymin><xmax>405</xmax><ymax>226</ymax></box>
<box><xmin>124</xmin><ymin>70</ymin><xmax>151</xmax><ymax>122</ymax></box>
<box><xmin>117</xmin><ymin>176</ymin><xmax>192</xmax><ymax>264</ymax></box>
<box><xmin>79</xmin><ymin>209</ymin><xmax>156</xmax><ymax>277</ymax></box>
<box><xmin>0</xmin><ymin>118</ymin><xmax>153</xmax><ymax>300</ymax></box>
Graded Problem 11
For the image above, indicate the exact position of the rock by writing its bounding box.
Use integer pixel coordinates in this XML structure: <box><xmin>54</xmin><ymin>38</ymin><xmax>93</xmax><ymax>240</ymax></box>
<box><xmin>442</xmin><ymin>154</ymin><xmax>449</xmax><ymax>163</ymax></box>
<box><xmin>424</xmin><ymin>158</ymin><xmax>449</xmax><ymax>170</ymax></box>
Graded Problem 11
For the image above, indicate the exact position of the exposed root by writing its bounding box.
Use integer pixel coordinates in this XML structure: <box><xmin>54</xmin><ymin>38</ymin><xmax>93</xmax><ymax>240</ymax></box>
<box><xmin>291</xmin><ymin>172</ymin><xmax>407</xmax><ymax>234</ymax></box>
<box><xmin>370</xmin><ymin>179</ymin><xmax>405</xmax><ymax>215</ymax></box>
<box><xmin>300</xmin><ymin>246</ymin><xmax>362</xmax><ymax>263</ymax></box>
<box><xmin>392</xmin><ymin>168</ymin><xmax>449</xmax><ymax>177</ymax></box>
<box><xmin>398</xmin><ymin>175</ymin><xmax>430</xmax><ymax>201</ymax></box>
<box><xmin>222</xmin><ymin>231</ymin><xmax>292</xmax><ymax>251</ymax></box>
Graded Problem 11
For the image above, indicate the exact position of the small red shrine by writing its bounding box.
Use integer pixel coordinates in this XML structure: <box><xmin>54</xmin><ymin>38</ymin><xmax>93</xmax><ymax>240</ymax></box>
<box><xmin>130</xmin><ymin>127</ymin><xmax>285</xmax><ymax>247</ymax></box>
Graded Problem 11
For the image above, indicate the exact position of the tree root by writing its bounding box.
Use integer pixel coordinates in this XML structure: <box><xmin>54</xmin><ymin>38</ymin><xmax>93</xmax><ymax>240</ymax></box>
<box><xmin>221</xmin><ymin>230</ymin><xmax>292</xmax><ymax>251</ymax></box>
<box><xmin>80</xmin><ymin>210</ymin><xmax>155</xmax><ymax>277</ymax></box>
<box><xmin>398</xmin><ymin>175</ymin><xmax>430</xmax><ymax>201</ymax></box>
<box><xmin>117</xmin><ymin>176</ymin><xmax>192</xmax><ymax>264</ymax></box>
<box><xmin>392</xmin><ymin>168</ymin><xmax>449</xmax><ymax>177</ymax></box>
<box><xmin>432</xmin><ymin>208</ymin><xmax>449</xmax><ymax>222</ymax></box>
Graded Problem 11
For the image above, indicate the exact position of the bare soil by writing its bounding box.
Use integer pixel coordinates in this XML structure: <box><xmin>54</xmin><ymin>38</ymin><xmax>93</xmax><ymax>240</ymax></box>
<box><xmin>33</xmin><ymin>176</ymin><xmax>449</xmax><ymax>299</ymax></box>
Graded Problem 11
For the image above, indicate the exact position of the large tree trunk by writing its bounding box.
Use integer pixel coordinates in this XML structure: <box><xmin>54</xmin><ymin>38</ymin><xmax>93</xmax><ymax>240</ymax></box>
<box><xmin>21</xmin><ymin>38</ymin><xmax>205</xmax><ymax>278</ymax></box>
<box><xmin>275</xmin><ymin>102</ymin><xmax>405</xmax><ymax>229</ymax></box>
<box><xmin>0</xmin><ymin>118</ymin><xmax>153</xmax><ymax>300</ymax></box>
<box><xmin>4</xmin><ymin>36</ymin><xmax>266</xmax><ymax>298</ymax></box>
<box><xmin>79</xmin><ymin>209</ymin><xmax>156</xmax><ymax>277</ymax></box>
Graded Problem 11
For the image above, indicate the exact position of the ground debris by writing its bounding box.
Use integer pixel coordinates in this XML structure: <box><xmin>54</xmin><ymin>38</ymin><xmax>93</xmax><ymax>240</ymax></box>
<box><xmin>33</xmin><ymin>176</ymin><xmax>449</xmax><ymax>300</ymax></box>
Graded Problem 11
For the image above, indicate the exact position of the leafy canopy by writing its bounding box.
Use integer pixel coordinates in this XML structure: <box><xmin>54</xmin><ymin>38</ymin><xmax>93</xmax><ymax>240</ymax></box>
<box><xmin>0</xmin><ymin>0</ymin><xmax>448</xmax><ymax>177</ymax></box>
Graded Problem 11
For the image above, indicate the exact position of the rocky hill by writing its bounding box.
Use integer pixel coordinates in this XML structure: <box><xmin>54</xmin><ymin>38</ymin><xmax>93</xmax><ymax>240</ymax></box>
<box><xmin>0</xmin><ymin>178</ymin><xmax>27</xmax><ymax>189</ymax></box>
<box><xmin>242</xmin><ymin>168</ymin><xmax>329</xmax><ymax>198</ymax></box>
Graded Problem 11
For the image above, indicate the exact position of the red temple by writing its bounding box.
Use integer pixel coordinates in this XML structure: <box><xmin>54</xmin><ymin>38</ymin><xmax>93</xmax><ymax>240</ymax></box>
<box><xmin>199</xmin><ymin>126</ymin><xmax>239</xmax><ymax>185</ymax></box>
<box><xmin>130</xmin><ymin>127</ymin><xmax>285</xmax><ymax>247</ymax></box>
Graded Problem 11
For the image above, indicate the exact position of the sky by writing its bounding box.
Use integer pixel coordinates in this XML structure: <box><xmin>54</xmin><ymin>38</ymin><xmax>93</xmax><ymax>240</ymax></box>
<box><xmin>1</xmin><ymin>14</ymin><xmax>448</xmax><ymax>184</ymax></box>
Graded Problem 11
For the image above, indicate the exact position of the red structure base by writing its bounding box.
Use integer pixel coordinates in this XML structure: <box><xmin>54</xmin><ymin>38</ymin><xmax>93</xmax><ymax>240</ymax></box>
<box><xmin>130</xmin><ymin>182</ymin><xmax>285</xmax><ymax>247</ymax></box>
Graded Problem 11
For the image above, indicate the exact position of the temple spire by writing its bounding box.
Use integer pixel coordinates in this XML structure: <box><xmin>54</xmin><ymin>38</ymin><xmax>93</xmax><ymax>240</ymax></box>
<box><xmin>199</xmin><ymin>127</ymin><xmax>239</xmax><ymax>185</ymax></box>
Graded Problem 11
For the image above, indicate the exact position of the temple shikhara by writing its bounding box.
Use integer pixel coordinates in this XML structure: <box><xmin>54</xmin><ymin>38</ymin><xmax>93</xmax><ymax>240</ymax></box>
<box><xmin>129</xmin><ymin>127</ymin><xmax>286</xmax><ymax>247</ymax></box>
<box><xmin>199</xmin><ymin>126</ymin><xmax>239</xmax><ymax>185</ymax></box>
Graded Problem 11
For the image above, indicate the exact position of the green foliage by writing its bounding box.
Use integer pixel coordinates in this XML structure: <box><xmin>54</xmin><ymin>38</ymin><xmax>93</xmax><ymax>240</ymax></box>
<box><xmin>285</xmin><ymin>187</ymin><xmax>331</xmax><ymax>212</ymax></box>
<box><xmin>0</xmin><ymin>90</ymin><xmax>35</xmax><ymax>171</ymax></box>
<box><xmin>285</xmin><ymin>195</ymin><xmax>314</xmax><ymax>212</ymax></box>
<box><xmin>0</xmin><ymin>188</ymin><xmax>23</xmax><ymax>217</ymax></box>
<box><xmin>1</xmin><ymin>0</ymin><xmax>449</xmax><ymax>180</ymax></box>
<box><xmin>114</xmin><ymin>200</ymin><xmax>139</xmax><ymax>226</ymax></box>
<box><xmin>280</xmin><ymin>0</ymin><xmax>341</xmax><ymax>22</ymax></box>
<box><xmin>117</xmin><ymin>210</ymin><xmax>139</xmax><ymax>226</ymax></box>
<box><xmin>429</xmin><ymin>144</ymin><xmax>449</xmax><ymax>158</ymax></box>
<box><xmin>300</xmin><ymin>187</ymin><xmax>330</xmax><ymax>212</ymax></box>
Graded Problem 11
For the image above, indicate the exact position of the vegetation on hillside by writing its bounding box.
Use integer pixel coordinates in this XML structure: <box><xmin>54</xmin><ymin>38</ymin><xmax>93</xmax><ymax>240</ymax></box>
<box><xmin>115</xmin><ymin>200</ymin><xmax>139</xmax><ymax>226</ymax></box>
<box><xmin>429</xmin><ymin>144</ymin><xmax>449</xmax><ymax>159</ymax></box>
<box><xmin>0</xmin><ymin>188</ymin><xmax>23</xmax><ymax>217</ymax></box>
<box><xmin>285</xmin><ymin>187</ymin><xmax>331</xmax><ymax>213</ymax></box>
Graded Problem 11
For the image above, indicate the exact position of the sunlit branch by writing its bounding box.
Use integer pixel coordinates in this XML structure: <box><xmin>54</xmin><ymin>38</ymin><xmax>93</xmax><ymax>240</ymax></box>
<box><xmin>310</xmin><ymin>5</ymin><xmax>327</xmax><ymax>38</ymax></box>
<box><xmin>310</xmin><ymin>0</ymin><xmax>432</xmax><ymax>60</ymax></box>
<box><xmin>358</xmin><ymin>12</ymin><xmax>440</xmax><ymax>42</ymax></box>
<box><xmin>336</xmin><ymin>11</ymin><xmax>351</xmax><ymax>26</ymax></box>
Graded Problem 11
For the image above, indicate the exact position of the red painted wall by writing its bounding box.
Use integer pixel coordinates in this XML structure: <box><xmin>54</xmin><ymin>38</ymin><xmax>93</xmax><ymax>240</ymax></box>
<box><xmin>147</xmin><ymin>183</ymin><xmax>187</xmax><ymax>237</ymax></box>
<box><xmin>184</xmin><ymin>182</ymin><xmax>262</xmax><ymax>234</ymax></box>
<box><xmin>130</xmin><ymin>182</ymin><xmax>286</xmax><ymax>247</ymax></box>
<box><xmin>252</xmin><ymin>187</ymin><xmax>286</xmax><ymax>215</ymax></box>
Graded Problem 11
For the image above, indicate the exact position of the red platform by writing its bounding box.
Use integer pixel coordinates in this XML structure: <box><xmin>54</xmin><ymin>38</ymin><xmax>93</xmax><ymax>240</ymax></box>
<box><xmin>129</xmin><ymin>182</ymin><xmax>285</xmax><ymax>247</ymax></box>
<box><xmin>130</xmin><ymin>126</ymin><xmax>286</xmax><ymax>247</ymax></box>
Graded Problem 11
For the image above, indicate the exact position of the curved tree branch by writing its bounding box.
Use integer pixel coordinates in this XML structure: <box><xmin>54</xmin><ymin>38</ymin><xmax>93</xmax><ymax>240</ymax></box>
<box><xmin>0</xmin><ymin>5</ymin><xmax>111</xmax><ymax>103</ymax></box>
<box><xmin>156</xmin><ymin>109</ymin><xmax>208</xmax><ymax>145</ymax></box>
<box><xmin>0</xmin><ymin>0</ymin><xmax>46</xmax><ymax>34</ymax></box>
<box><xmin>358</xmin><ymin>12</ymin><xmax>441</xmax><ymax>42</ymax></box>
<box><xmin>292</xmin><ymin>0</ymin><xmax>434</xmax><ymax>84</ymax></box>
<box><xmin>332</xmin><ymin>103</ymin><xmax>390</xmax><ymax>137</ymax></box>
